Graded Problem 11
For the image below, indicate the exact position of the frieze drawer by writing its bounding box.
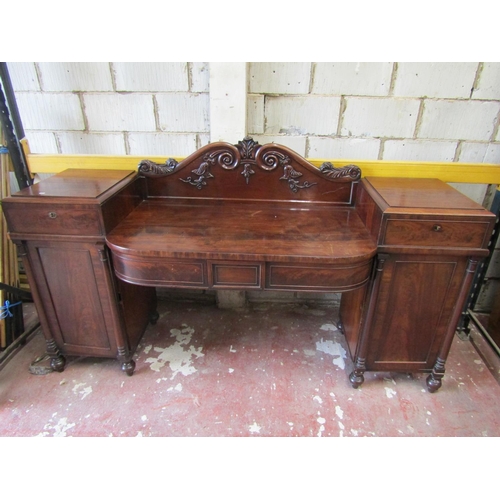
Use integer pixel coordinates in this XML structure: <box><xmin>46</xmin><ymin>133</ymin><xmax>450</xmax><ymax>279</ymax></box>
<box><xmin>112</xmin><ymin>256</ymin><xmax>208</xmax><ymax>288</ymax></box>
<box><xmin>5</xmin><ymin>204</ymin><xmax>102</xmax><ymax>236</ymax></box>
<box><xmin>383</xmin><ymin>219</ymin><xmax>491</xmax><ymax>249</ymax></box>
<box><xmin>210</xmin><ymin>262</ymin><xmax>262</xmax><ymax>289</ymax></box>
<box><xmin>265</xmin><ymin>261</ymin><xmax>372</xmax><ymax>292</ymax></box>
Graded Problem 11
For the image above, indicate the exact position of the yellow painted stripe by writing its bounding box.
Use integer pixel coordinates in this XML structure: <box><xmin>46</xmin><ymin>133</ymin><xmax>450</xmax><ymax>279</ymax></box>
<box><xmin>25</xmin><ymin>152</ymin><xmax>500</xmax><ymax>184</ymax></box>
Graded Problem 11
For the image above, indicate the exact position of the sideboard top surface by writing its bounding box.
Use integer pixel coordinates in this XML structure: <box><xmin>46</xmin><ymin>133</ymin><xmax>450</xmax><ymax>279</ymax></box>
<box><xmin>106</xmin><ymin>200</ymin><xmax>378</xmax><ymax>264</ymax></box>
<box><xmin>12</xmin><ymin>169</ymin><xmax>136</xmax><ymax>202</ymax></box>
<box><xmin>365</xmin><ymin>177</ymin><xmax>485</xmax><ymax>212</ymax></box>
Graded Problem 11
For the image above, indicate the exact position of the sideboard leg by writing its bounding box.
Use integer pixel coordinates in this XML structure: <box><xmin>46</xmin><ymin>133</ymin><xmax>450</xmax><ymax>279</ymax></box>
<box><xmin>118</xmin><ymin>346</ymin><xmax>135</xmax><ymax>376</ymax></box>
<box><xmin>426</xmin><ymin>357</ymin><xmax>446</xmax><ymax>393</ymax></box>
<box><xmin>349</xmin><ymin>357</ymin><xmax>366</xmax><ymax>388</ymax></box>
<box><xmin>337</xmin><ymin>317</ymin><xmax>344</xmax><ymax>335</ymax></box>
<box><xmin>149</xmin><ymin>310</ymin><xmax>160</xmax><ymax>325</ymax></box>
<box><xmin>121</xmin><ymin>359</ymin><xmax>136</xmax><ymax>376</ymax></box>
<box><xmin>46</xmin><ymin>339</ymin><xmax>66</xmax><ymax>372</ymax></box>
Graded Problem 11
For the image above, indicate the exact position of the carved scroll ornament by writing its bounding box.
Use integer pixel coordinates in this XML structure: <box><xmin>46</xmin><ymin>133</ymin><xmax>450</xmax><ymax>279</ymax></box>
<box><xmin>137</xmin><ymin>137</ymin><xmax>361</xmax><ymax>192</ymax></box>
<box><xmin>319</xmin><ymin>162</ymin><xmax>361</xmax><ymax>181</ymax></box>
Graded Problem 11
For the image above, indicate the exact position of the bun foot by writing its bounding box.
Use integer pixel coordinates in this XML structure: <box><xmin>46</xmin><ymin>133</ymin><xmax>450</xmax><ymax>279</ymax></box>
<box><xmin>426</xmin><ymin>374</ymin><xmax>442</xmax><ymax>393</ymax></box>
<box><xmin>50</xmin><ymin>355</ymin><xmax>66</xmax><ymax>373</ymax></box>
<box><xmin>121</xmin><ymin>359</ymin><xmax>136</xmax><ymax>376</ymax></box>
<box><xmin>349</xmin><ymin>370</ymin><xmax>364</xmax><ymax>389</ymax></box>
<box><xmin>427</xmin><ymin>357</ymin><xmax>446</xmax><ymax>393</ymax></box>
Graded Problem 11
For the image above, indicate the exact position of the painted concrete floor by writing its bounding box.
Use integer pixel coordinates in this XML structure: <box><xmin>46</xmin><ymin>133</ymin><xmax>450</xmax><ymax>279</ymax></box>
<box><xmin>1</xmin><ymin>298</ymin><xmax>500</xmax><ymax>438</ymax></box>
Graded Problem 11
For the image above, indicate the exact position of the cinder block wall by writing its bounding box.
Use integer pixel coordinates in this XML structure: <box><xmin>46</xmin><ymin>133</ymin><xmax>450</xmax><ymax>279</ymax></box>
<box><xmin>248</xmin><ymin>62</ymin><xmax>500</xmax><ymax>163</ymax></box>
<box><xmin>8</xmin><ymin>62</ymin><xmax>500</xmax><ymax>164</ymax></box>
<box><xmin>7</xmin><ymin>62</ymin><xmax>210</xmax><ymax>156</ymax></box>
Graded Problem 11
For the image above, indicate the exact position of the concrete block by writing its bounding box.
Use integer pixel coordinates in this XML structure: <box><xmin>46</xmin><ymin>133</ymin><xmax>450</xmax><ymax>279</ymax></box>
<box><xmin>393</xmin><ymin>62</ymin><xmax>477</xmax><ymax>98</ymax></box>
<box><xmin>247</xmin><ymin>291</ymin><xmax>295</xmax><ymax>303</ymax></box>
<box><xmin>418</xmin><ymin>100</ymin><xmax>500</xmax><ymax>141</ymax></box>
<box><xmin>472</xmin><ymin>63</ymin><xmax>500</xmax><ymax>100</ymax></box>
<box><xmin>24</xmin><ymin>132</ymin><xmax>58</xmax><ymax>153</ymax></box>
<box><xmin>7</xmin><ymin>62</ymin><xmax>40</xmax><ymax>91</ymax></box>
<box><xmin>308</xmin><ymin>137</ymin><xmax>380</xmax><ymax>159</ymax></box>
<box><xmin>247</xmin><ymin>94</ymin><xmax>264</xmax><ymax>134</ymax></box>
<box><xmin>448</xmin><ymin>182</ymin><xmax>488</xmax><ymax>205</ymax></box>
<box><xmin>15</xmin><ymin>92</ymin><xmax>85</xmax><ymax>130</ymax></box>
<box><xmin>38</xmin><ymin>62</ymin><xmax>113</xmax><ymax>91</ymax></box>
<box><xmin>209</xmin><ymin>63</ymin><xmax>247</xmax><ymax>142</ymax></box>
<box><xmin>265</xmin><ymin>96</ymin><xmax>341</xmax><ymax>136</ymax></box>
<box><xmin>251</xmin><ymin>135</ymin><xmax>307</xmax><ymax>156</ymax></box>
<box><xmin>157</xmin><ymin>93</ymin><xmax>209</xmax><ymax>133</ymax></box>
<box><xmin>295</xmin><ymin>292</ymin><xmax>341</xmax><ymax>307</ymax></box>
<box><xmin>341</xmin><ymin>97</ymin><xmax>419</xmax><ymax>138</ymax></box>
<box><xmin>484</xmin><ymin>143</ymin><xmax>500</xmax><ymax>165</ymax></box>
<box><xmin>113</xmin><ymin>62</ymin><xmax>188</xmax><ymax>91</ymax></box>
<box><xmin>58</xmin><ymin>132</ymin><xmax>126</xmax><ymax>155</ymax></box>
<box><xmin>249</xmin><ymin>62</ymin><xmax>311</xmax><ymax>94</ymax></box>
<box><xmin>190</xmin><ymin>62</ymin><xmax>209</xmax><ymax>92</ymax></box>
<box><xmin>128</xmin><ymin>133</ymin><xmax>197</xmax><ymax>156</ymax></box>
<box><xmin>383</xmin><ymin>139</ymin><xmax>457</xmax><ymax>161</ymax></box>
<box><xmin>458</xmin><ymin>142</ymin><xmax>500</xmax><ymax>164</ymax></box>
<box><xmin>312</xmin><ymin>62</ymin><xmax>393</xmax><ymax>96</ymax></box>
<box><xmin>198</xmin><ymin>134</ymin><xmax>210</xmax><ymax>147</ymax></box>
<box><xmin>216</xmin><ymin>290</ymin><xmax>247</xmax><ymax>309</ymax></box>
<box><xmin>84</xmin><ymin>93</ymin><xmax>156</xmax><ymax>132</ymax></box>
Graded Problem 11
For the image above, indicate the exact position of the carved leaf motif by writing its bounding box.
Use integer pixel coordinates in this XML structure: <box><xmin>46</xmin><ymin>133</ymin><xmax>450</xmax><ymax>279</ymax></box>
<box><xmin>191</xmin><ymin>161</ymin><xmax>211</xmax><ymax>176</ymax></box>
<box><xmin>138</xmin><ymin>158</ymin><xmax>179</xmax><ymax>176</ymax></box>
<box><xmin>280</xmin><ymin>164</ymin><xmax>303</xmax><ymax>180</ymax></box>
<box><xmin>241</xmin><ymin>163</ymin><xmax>255</xmax><ymax>184</ymax></box>
<box><xmin>238</xmin><ymin>136</ymin><xmax>260</xmax><ymax>160</ymax></box>
<box><xmin>279</xmin><ymin>163</ymin><xmax>316</xmax><ymax>193</ymax></box>
<box><xmin>319</xmin><ymin>162</ymin><xmax>361</xmax><ymax>181</ymax></box>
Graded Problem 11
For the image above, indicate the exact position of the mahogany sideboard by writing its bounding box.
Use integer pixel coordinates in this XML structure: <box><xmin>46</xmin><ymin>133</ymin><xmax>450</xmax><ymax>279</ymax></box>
<box><xmin>3</xmin><ymin>138</ymin><xmax>495</xmax><ymax>392</ymax></box>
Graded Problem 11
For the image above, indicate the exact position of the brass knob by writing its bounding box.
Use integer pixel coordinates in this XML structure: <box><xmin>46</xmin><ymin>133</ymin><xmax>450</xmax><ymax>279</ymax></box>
<box><xmin>48</xmin><ymin>212</ymin><xmax>57</xmax><ymax>219</ymax></box>
<box><xmin>432</xmin><ymin>224</ymin><xmax>442</xmax><ymax>232</ymax></box>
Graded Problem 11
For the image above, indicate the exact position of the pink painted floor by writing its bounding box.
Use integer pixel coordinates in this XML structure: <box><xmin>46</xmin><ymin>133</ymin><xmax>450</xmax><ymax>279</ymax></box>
<box><xmin>1</xmin><ymin>299</ymin><xmax>500</xmax><ymax>437</ymax></box>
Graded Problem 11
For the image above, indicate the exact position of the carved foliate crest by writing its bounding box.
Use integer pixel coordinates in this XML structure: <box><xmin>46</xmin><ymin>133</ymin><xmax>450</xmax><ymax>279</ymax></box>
<box><xmin>238</xmin><ymin>136</ymin><xmax>260</xmax><ymax>160</ymax></box>
<box><xmin>137</xmin><ymin>138</ymin><xmax>361</xmax><ymax>194</ymax></box>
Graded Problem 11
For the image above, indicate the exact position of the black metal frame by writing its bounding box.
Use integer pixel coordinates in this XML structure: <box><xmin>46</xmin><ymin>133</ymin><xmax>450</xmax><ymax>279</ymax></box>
<box><xmin>0</xmin><ymin>62</ymin><xmax>32</xmax><ymax>190</ymax></box>
<box><xmin>456</xmin><ymin>189</ymin><xmax>500</xmax><ymax>355</ymax></box>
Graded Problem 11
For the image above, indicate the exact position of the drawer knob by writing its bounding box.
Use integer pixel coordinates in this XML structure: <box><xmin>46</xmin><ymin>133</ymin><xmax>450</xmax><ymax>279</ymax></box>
<box><xmin>48</xmin><ymin>212</ymin><xmax>57</xmax><ymax>219</ymax></box>
<box><xmin>432</xmin><ymin>224</ymin><xmax>442</xmax><ymax>232</ymax></box>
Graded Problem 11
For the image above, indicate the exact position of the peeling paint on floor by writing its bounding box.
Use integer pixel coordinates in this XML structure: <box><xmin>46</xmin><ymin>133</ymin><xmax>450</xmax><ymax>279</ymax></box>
<box><xmin>145</xmin><ymin>325</ymin><xmax>204</xmax><ymax>378</ymax></box>
<box><xmin>315</xmin><ymin>338</ymin><xmax>347</xmax><ymax>369</ymax></box>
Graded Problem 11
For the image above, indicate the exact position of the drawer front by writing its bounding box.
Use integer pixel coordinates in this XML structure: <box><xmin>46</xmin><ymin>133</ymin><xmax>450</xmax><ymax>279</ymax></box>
<box><xmin>6</xmin><ymin>204</ymin><xmax>102</xmax><ymax>236</ymax></box>
<box><xmin>112</xmin><ymin>255</ymin><xmax>207</xmax><ymax>287</ymax></box>
<box><xmin>210</xmin><ymin>262</ymin><xmax>262</xmax><ymax>289</ymax></box>
<box><xmin>265</xmin><ymin>261</ymin><xmax>372</xmax><ymax>292</ymax></box>
<box><xmin>383</xmin><ymin>219</ymin><xmax>490</xmax><ymax>249</ymax></box>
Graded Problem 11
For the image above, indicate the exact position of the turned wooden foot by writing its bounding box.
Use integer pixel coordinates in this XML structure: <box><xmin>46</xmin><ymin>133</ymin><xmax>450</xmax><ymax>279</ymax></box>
<box><xmin>349</xmin><ymin>370</ymin><xmax>364</xmax><ymax>388</ymax></box>
<box><xmin>426</xmin><ymin>357</ymin><xmax>446</xmax><ymax>393</ymax></box>
<box><xmin>149</xmin><ymin>310</ymin><xmax>160</xmax><ymax>325</ymax></box>
<box><xmin>426</xmin><ymin>374</ymin><xmax>442</xmax><ymax>393</ymax></box>
<box><xmin>121</xmin><ymin>359</ymin><xmax>136</xmax><ymax>376</ymax></box>
<box><xmin>117</xmin><ymin>346</ymin><xmax>135</xmax><ymax>376</ymax></box>
<box><xmin>50</xmin><ymin>354</ymin><xmax>66</xmax><ymax>373</ymax></box>
<box><xmin>349</xmin><ymin>357</ymin><xmax>366</xmax><ymax>388</ymax></box>
<box><xmin>46</xmin><ymin>339</ymin><xmax>66</xmax><ymax>372</ymax></box>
